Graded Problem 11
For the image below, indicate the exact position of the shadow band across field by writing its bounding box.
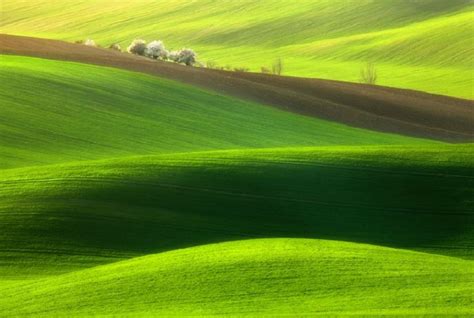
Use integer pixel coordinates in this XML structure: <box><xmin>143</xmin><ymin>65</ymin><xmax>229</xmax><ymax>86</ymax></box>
<box><xmin>1</xmin><ymin>34</ymin><xmax>473</xmax><ymax>143</ymax></box>
<box><xmin>1</xmin><ymin>146</ymin><xmax>473</xmax><ymax>278</ymax></box>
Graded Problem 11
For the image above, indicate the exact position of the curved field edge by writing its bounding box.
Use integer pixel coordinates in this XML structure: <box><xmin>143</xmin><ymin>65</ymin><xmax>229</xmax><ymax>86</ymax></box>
<box><xmin>1</xmin><ymin>144</ymin><xmax>472</xmax><ymax>279</ymax></box>
<box><xmin>2</xmin><ymin>37</ymin><xmax>472</xmax><ymax>144</ymax></box>
<box><xmin>0</xmin><ymin>238</ymin><xmax>473</xmax><ymax>316</ymax></box>
<box><xmin>0</xmin><ymin>55</ymin><xmax>438</xmax><ymax>169</ymax></box>
<box><xmin>1</xmin><ymin>0</ymin><xmax>473</xmax><ymax>98</ymax></box>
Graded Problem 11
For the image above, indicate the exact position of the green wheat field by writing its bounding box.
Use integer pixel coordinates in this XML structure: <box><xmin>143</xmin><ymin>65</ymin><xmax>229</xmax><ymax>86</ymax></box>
<box><xmin>0</xmin><ymin>0</ymin><xmax>473</xmax><ymax>316</ymax></box>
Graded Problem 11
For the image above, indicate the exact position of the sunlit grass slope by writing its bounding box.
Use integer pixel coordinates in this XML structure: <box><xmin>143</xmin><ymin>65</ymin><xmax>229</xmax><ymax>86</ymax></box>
<box><xmin>1</xmin><ymin>0</ymin><xmax>473</xmax><ymax>97</ymax></box>
<box><xmin>1</xmin><ymin>145</ymin><xmax>472</xmax><ymax>280</ymax></box>
<box><xmin>1</xmin><ymin>238</ymin><xmax>473</xmax><ymax>317</ymax></box>
<box><xmin>0</xmin><ymin>55</ymin><xmax>430</xmax><ymax>169</ymax></box>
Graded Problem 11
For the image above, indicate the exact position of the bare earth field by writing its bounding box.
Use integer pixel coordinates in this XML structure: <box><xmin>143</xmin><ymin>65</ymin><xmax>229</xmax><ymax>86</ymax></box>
<box><xmin>1</xmin><ymin>34</ymin><xmax>472</xmax><ymax>143</ymax></box>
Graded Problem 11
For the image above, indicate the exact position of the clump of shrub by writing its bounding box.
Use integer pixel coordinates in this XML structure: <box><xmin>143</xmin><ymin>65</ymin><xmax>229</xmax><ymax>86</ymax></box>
<box><xmin>75</xmin><ymin>38</ymin><xmax>103</xmax><ymax>47</ymax></box>
<box><xmin>206</xmin><ymin>61</ymin><xmax>231</xmax><ymax>70</ymax></box>
<box><xmin>260</xmin><ymin>58</ymin><xmax>284</xmax><ymax>75</ymax></box>
<box><xmin>84</xmin><ymin>39</ymin><xmax>96</xmax><ymax>47</ymax></box>
<box><xmin>127</xmin><ymin>39</ymin><xmax>147</xmax><ymax>56</ymax></box>
<box><xmin>234</xmin><ymin>67</ymin><xmax>249</xmax><ymax>72</ymax></box>
<box><xmin>168</xmin><ymin>50</ymin><xmax>180</xmax><ymax>62</ymax></box>
<box><xmin>125</xmin><ymin>39</ymin><xmax>197</xmax><ymax>66</ymax></box>
<box><xmin>167</xmin><ymin>48</ymin><xmax>197</xmax><ymax>66</ymax></box>
<box><xmin>206</xmin><ymin>60</ymin><xmax>218</xmax><ymax>69</ymax></box>
<box><xmin>108</xmin><ymin>43</ymin><xmax>122</xmax><ymax>52</ymax></box>
<box><xmin>76</xmin><ymin>37</ymin><xmax>288</xmax><ymax>74</ymax></box>
<box><xmin>176</xmin><ymin>48</ymin><xmax>197</xmax><ymax>66</ymax></box>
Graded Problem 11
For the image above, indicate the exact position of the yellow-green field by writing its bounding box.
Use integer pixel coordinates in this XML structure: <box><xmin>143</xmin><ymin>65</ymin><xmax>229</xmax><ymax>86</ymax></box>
<box><xmin>1</xmin><ymin>239</ymin><xmax>473</xmax><ymax>316</ymax></box>
<box><xmin>1</xmin><ymin>0</ymin><xmax>473</xmax><ymax>98</ymax></box>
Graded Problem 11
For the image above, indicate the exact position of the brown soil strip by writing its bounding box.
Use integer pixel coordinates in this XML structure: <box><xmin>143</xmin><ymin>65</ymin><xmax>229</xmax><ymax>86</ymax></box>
<box><xmin>1</xmin><ymin>34</ymin><xmax>473</xmax><ymax>142</ymax></box>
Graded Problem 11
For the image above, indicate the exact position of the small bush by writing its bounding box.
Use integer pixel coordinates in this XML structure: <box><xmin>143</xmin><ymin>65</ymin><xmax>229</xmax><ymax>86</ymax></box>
<box><xmin>127</xmin><ymin>39</ymin><xmax>147</xmax><ymax>56</ymax></box>
<box><xmin>206</xmin><ymin>60</ymin><xmax>218</xmax><ymax>69</ymax></box>
<box><xmin>261</xmin><ymin>66</ymin><xmax>271</xmax><ymax>74</ymax></box>
<box><xmin>168</xmin><ymin>51</ymin><xmax>180</xmax><ymax>62</ymax></box>
<box><xmin>74</xmin><ymin>40</ymin><xmax>84</xmax><ymax>44</ymax></box>
<box><xmin>234</xmin><ymin>67</ymin><xmax>249</xmax><ymax>72</ymax></box>
<box><xmin>359</xmin><ymin>62</ymin><xmax>377</xmax><ymax>85</ymax></box>
<box><xmin>177</xmin><ymin>48</ymin><xmax>197</xmax><ymax>66</ymax></box>
<box><xmin>134</xmin><ymin>45</ymin><xmax>197</xmax><ymax>65</ymax></box>
<box><xmin>84</xmin><ymin>39</ymin><xmax>96</xmax><ymax>47</ymax></box>
<box><xmin>108</xmin><ymin>43</ymin><xmax>122</xmax><ymax>52</ymax></box>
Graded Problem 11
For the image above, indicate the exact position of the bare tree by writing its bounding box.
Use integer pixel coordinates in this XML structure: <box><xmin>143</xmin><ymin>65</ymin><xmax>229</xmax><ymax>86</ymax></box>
<box><xmin>272</xmin><ymin>58</ymin><xmax>283</xmax><ymax>75</ymax></box>
<box><xmin>360</xmin><ymin>62</ymin><xmax>377</xmax><ymax>85</ymax></box>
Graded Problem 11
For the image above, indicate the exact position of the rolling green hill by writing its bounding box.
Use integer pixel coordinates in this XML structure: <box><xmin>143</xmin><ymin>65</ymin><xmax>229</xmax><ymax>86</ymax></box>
<box><xmin>0</xmin><ymin>55</ymin><xmax>430</xmax><ymax>169</ymax></box>
<box><xmin>1</xmin><ymin>239</ymin><xmax>472</xmax><ymax>316</ymax></box>
<box><xmin>1</xmin><ymin>145</ymin><xmax>472</xmax><ymax>281</ymax></box>
<box><xmin>1</xmin><ymin>35</ymin><xmax>473</xmax><ymax>314</ymax></box>
<box><xmin>1</xmin><ymin>0</ymin><xmax>473</xmax><ymax>98</ymax></box>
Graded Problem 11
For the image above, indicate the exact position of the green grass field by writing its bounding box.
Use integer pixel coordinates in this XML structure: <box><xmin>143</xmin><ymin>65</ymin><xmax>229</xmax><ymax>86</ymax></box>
<box><xmin>0</xmin><ymin>55</ymin><xmax>430</xmax><ymax>169</ymax></box>
<box><xmin>1</xmin><ymin>0</ymin><xmax>473</xmax><ymax>98</ymax></box>
<box><xmin>1</xmin><ymin>145</ymin><xmax>473</xmax><ymax>275</ymax></box>
<box><xmin>1</xmin><ymin>239</ymin><xmax>473</xmax><ymax>316</ymax></box>
<box><xmin>1</xmin><ymin>145</ymin><xmax>473</xmax><ymax>315</ymax></box>
<box><xmin>0</xmin><ymin>46</ymin><xmax>473</xmax><ymax>314</ymax></box>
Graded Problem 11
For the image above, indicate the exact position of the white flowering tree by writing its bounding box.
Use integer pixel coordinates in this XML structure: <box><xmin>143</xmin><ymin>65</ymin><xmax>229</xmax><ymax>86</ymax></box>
<box><xmin>84</xmin><ymin>39</ymin><xmax>96</xmax><ymax>47</ymax></box>
<box><xmin>145</xmin><ymin>40</ymin><xmax>168</xmax><ymax>60</ymax></box>
<box><xmin>168</xmin><ymin>51</ymin><xmax>180</xmax><ymax>62</ymax></box>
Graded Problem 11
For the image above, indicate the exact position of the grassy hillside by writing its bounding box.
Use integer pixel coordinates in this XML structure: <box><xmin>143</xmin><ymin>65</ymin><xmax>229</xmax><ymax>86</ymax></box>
<box><xmin>1</xmin><ymin>145</ymin><xmax>472</xmax><ymax>280</ymax></box>
<box><xmin>0</xmin><ymin>18</ymin><xmax>472</xmax><ymax>313</ymax></box>
<box><xmin>1</xmin><ymin>0</ymin><xmax>473</xmax><ymax>98</ymax></box>
<box><xmin>0</xmin><ymin>55</ymin><xmax>430</xmax><ymax>169</ymax></box>
<box><xmin>1</xmin><ymin>239</ymin><xmax>472</xmax><ymax>316</ymax></box>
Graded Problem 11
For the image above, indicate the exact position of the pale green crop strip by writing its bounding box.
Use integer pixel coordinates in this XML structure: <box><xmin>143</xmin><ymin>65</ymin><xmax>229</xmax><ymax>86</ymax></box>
<box><xmin>1</xmin><ymin>0</ymin><xmax>472</xmax><ymax>97</ymax></box>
